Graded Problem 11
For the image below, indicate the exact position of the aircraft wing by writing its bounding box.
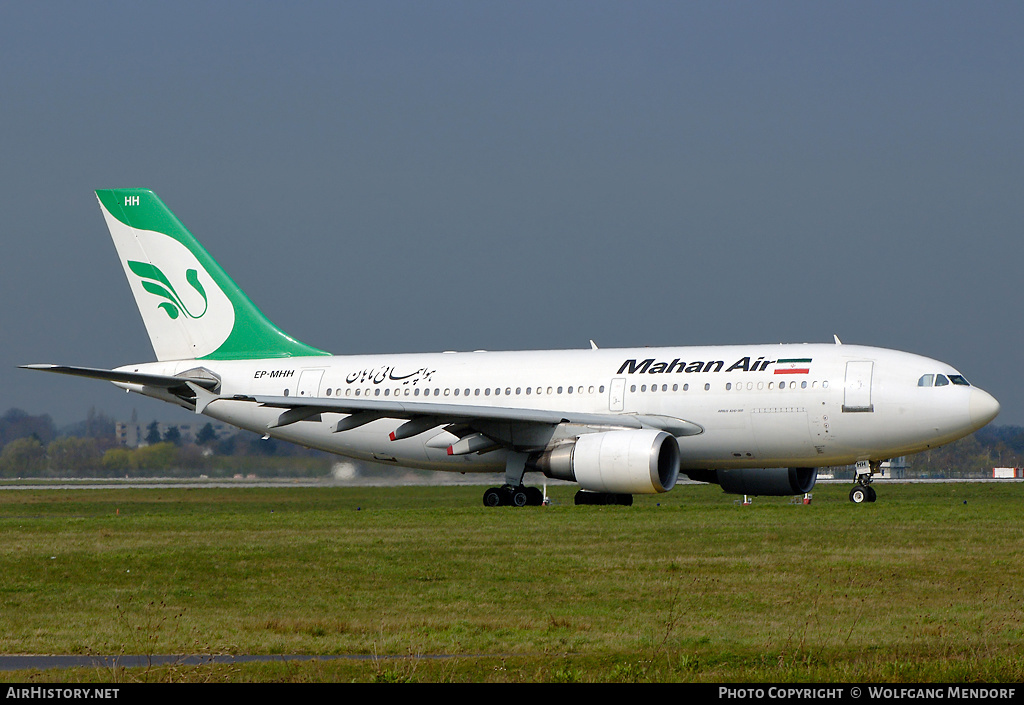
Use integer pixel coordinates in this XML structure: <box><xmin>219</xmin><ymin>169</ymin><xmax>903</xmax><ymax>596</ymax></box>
<box><xmin>234</xmin><ymin>393</ymin><xmax>704</xmax><ymax>438</ymax></box>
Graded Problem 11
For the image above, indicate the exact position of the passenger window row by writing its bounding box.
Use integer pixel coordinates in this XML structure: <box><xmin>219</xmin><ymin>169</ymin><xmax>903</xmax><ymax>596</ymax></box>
<box><xmin>307</xmin><ymin>380</ymin><xmax>836</xmax><ymax>398</ymax></box>
<box><xmin>322</xmin><ymin>385</ymin><xmax>610</xmax><ymax>399</ymax></box>
<box><xmin>630</xmin><ymin>380</ymin><xmax>829</xmax><ymax>392</ymax></box>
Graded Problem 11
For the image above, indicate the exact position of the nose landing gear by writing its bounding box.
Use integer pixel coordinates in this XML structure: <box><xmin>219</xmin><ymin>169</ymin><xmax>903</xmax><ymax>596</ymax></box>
<box><xmin>849</xmin><ymin>484</ymin><xmax>876</xmax><ymax>503</ymax></box>
<box><xmin>849</xmin><ymin>459</ymin><xmax>880</xmax><ymax>503</ymax></box>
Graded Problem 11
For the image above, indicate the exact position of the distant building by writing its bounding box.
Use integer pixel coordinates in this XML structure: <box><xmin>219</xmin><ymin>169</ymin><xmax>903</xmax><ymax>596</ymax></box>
<box><xmin>880</xmin><ymin>457</ymin><xmax>907</xmax><ymax>479</ymax></box>
<box><xmin>115</xmin><ymin>421</ymin><xmax>142</xmax><ymax>448</ymax></box>
<box><xmin>993</xmin><ymin>467</ymin><xmax>1023</xmax><ymax>479</ymax></box>
<box><xmin>115</xmin><ymin>421</ymin><xmax>231</xmax><ymax>448</ymax></box>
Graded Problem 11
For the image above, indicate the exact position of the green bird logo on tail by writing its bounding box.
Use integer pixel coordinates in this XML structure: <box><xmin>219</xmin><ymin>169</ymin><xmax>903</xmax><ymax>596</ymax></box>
<box><xmin>128</xmin><ymin>260</ymin><xmax>209</xmax><ymax>320</ymax></box>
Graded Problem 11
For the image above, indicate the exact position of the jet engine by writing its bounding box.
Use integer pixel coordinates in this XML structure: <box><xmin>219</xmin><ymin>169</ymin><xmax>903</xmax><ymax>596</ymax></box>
<box><xmin>684</xmin><ymin>467</ymin><xmax>817</xmax><ymax>496</ymax></box>
<box><xmin>532</xmin><ymin>429</ymin><xmax>680</xmax><ymax>494</ymax></box>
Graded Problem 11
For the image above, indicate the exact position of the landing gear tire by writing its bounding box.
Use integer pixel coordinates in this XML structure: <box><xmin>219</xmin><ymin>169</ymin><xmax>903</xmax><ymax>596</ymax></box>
<box><xmin>483</xmin><ymin>485</ymin><xmax>542</xmax><ymax>507</ymax></box>
<box><xmin>849</xmin><ymin>485</ymin><xmax>876</xmax><ymax>504</ymax></box>
<box><xmin>526</xmin><ymin>487</ymin><xmax>544</xmax><ymax>506</ymax></box>
<box><xmin>574</xmin><ymin>490</ymin><xmax>633</xmax><ymax>506</ymax></box>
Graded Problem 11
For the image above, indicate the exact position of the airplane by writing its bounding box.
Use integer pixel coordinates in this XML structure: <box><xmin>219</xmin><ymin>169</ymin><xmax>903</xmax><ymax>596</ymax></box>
<box><xmin>24</xmin><ymin>189</ymin><xmax>1001</xmax><ymax>506</ymax></box>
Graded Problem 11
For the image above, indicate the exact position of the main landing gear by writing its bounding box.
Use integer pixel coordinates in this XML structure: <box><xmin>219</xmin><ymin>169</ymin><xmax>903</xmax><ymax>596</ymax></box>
<box><xmin>849</xmin><ymin>460</ymin><xmax>880</xmax><ymax>503</ymax></box>
<box><xmin>482</xmin><ymin>485</ymin><xmax>545</xmax><ymax>507</ymax></box>
<box><xmin>481</xmin><ymin>486</ymin><xmax>634</xmax><ymax>507</ymax></box>
<box><xmin>480</xmin><ymin>452</ymin><xmax>635</xmax><ymax>508</ymax></box>
<box><xmin>482</xmin><ymin>452</ymin><xmax>544</xmax><ymax>507</ymax></box>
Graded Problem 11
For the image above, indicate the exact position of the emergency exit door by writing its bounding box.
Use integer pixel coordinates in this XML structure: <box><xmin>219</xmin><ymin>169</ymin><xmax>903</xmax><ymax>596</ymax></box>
<box><xmin>609</xmin><ymin>378</ymin><xmax>626</xmax><ymax>411</ymax></box>
<box><xmin>297</xmin><ymin>369</ymin><xmax>324</xmax><ymax>397</ymax></box>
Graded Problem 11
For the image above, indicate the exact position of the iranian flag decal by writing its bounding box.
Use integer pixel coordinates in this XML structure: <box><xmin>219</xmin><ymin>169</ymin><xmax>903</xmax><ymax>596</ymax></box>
<box><xmin>775</xmin><ymin>358</ymin><xmax>812</xmax><ymax>374</ymax></box>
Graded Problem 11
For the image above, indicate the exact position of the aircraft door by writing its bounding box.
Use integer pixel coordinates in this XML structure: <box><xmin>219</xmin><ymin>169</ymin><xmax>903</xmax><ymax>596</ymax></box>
<box><xmin>297</xmin><ymin>369</ymin><xmax>325</xmax><ymax>397</ymax></box>
<box><xmin>609</xmin><ymin>377</ymin><xmax>626</xmax><ymax>411</ymax></box>
<box><xmin>842</xmin><ymin>361</ymin><xmax>874</xmax><ymax>412</ymax></box>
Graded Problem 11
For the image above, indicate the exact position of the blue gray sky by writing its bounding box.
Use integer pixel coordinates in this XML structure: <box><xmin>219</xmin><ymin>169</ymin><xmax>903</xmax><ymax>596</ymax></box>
<box><xmin>3</xmin><ymin>1</ymin><xmax>1023</xmax><ymax>427</ymax></box>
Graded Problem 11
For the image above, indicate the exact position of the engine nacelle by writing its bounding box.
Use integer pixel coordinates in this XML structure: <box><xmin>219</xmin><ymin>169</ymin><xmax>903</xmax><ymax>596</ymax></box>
<box><xmin>533</xmin><ymin>429</ymin><xmax>680</xmax><ymax>494</ymax></box>
<box><xmin>685</xmin><ymin>467</ymin><xmax>817</xmax><ymax>496</ymax></box>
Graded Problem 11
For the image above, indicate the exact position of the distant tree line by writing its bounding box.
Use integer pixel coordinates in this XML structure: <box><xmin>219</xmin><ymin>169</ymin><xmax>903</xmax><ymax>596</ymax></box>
<box><xmin>907</xmin><ymin>425</ymin><xmax>1024</xmax><ymax>478</ymax></box>
<box><xmin>0</xmin><ymin>408</ymin><xmax>331</xmax><ymax>478</ymax></box>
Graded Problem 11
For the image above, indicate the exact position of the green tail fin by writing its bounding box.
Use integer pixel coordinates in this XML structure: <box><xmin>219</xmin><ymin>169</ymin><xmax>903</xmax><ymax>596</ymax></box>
<box><xmin>96</xmin><ymin>189</ymin><xmax>330</xmax><ymax>361</ymax></box>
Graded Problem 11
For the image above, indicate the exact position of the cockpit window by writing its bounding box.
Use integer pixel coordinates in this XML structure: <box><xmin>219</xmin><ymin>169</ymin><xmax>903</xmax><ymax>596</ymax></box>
<box><xmin>920</xmin><ymin>373</ymin><xmax>971</xmax><ymax>387</ymax></box>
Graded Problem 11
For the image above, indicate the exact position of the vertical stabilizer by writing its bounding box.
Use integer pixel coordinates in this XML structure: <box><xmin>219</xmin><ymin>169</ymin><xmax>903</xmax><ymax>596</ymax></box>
<box><xmin>96</xmin><ymin>189</ymin><xmax>329</xmax><ymax>361</ymax></box>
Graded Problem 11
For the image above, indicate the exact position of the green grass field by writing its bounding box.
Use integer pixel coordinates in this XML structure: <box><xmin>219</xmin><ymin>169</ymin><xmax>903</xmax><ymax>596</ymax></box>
<box><xmin>0</xmin><ymin>481</ymin><xmax>1021</xmax><ymax>682</ymax></box>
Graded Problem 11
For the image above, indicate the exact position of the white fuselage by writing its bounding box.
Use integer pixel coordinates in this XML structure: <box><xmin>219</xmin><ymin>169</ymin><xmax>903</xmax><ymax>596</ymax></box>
<box><xmin>116</xmin><ymin>342</ymin><xmax>1000</xmax><ymax>475</ymax></box>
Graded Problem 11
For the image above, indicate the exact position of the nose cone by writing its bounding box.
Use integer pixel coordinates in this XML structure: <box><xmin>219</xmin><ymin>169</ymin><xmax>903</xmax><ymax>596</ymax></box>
<box><xmin>969</xmin><ymin>388</ymin><xmax>1000</xmax><ymax>428</ymax></box>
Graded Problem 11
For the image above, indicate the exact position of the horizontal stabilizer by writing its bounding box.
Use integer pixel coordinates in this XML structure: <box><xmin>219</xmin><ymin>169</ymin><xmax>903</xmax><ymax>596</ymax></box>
<box><xmin>21</xmin><ymin>364</ymin><xmax>220</xmax><ymax>391</ymax></box>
